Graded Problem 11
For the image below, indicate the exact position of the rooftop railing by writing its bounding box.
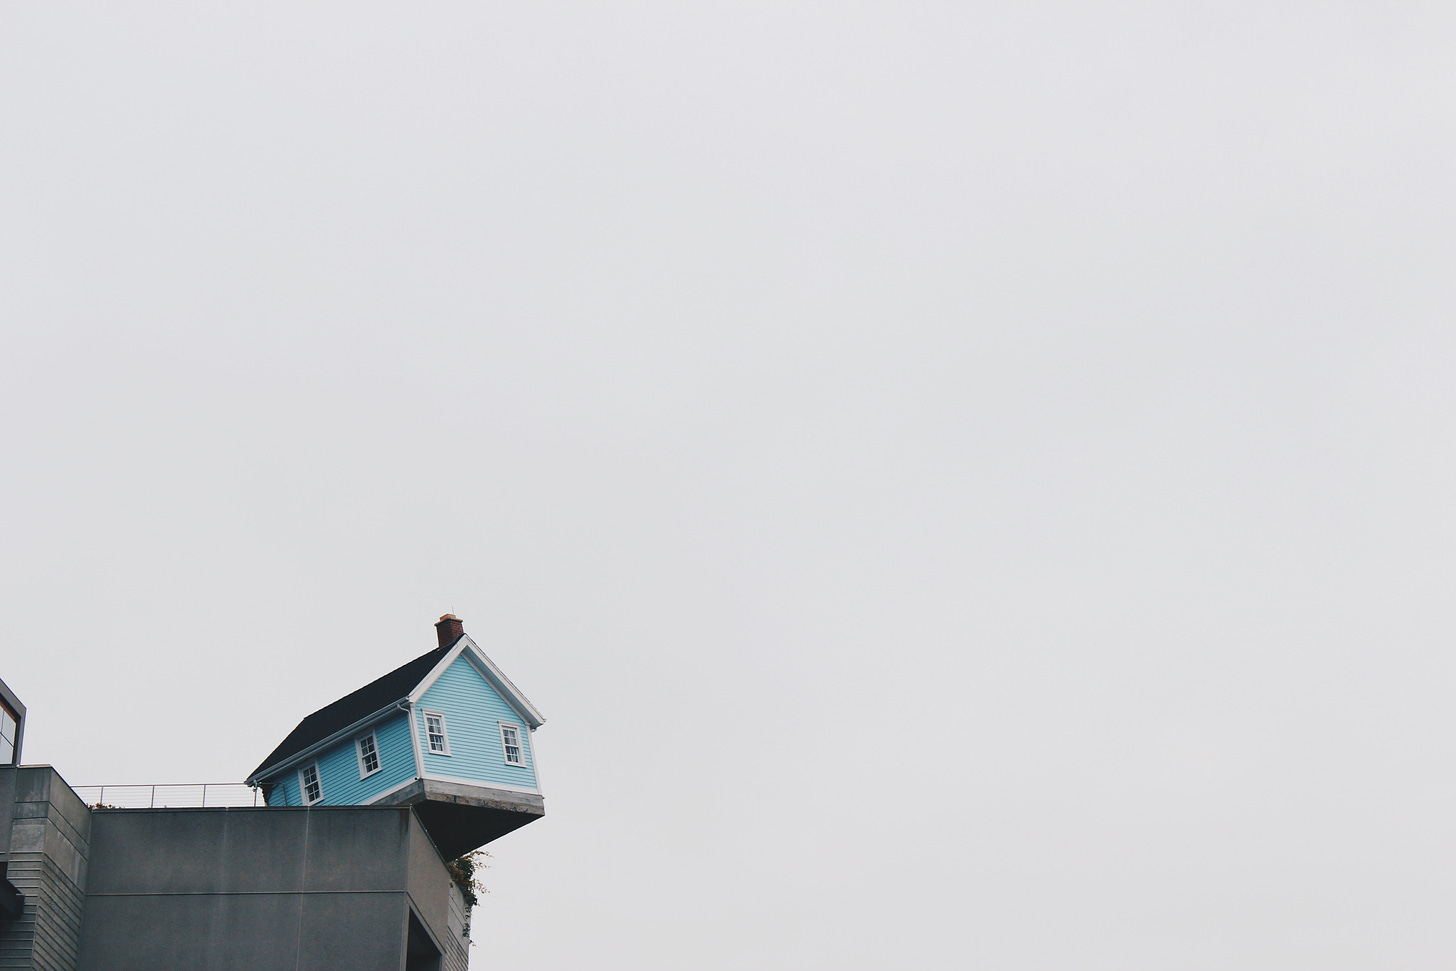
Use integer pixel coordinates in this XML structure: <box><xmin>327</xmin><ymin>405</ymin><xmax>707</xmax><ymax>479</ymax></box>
<box><xmin>75</xmin><ymin>783</ymin><xmax>262</xmax><ymax>809</ymax></box>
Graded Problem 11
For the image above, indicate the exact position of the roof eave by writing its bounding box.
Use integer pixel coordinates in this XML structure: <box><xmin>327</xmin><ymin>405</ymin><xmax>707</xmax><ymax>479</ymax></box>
<box><xmin>245</xmin><ymin>701</ymin><xmax>407</xmax><ymax>786</ymax></box>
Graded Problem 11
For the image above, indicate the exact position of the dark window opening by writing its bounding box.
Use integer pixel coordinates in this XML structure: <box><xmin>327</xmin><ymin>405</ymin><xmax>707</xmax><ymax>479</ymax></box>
<box><xmin>406</xmin><ymin>911</ymin><xmax>442</xmax><ymax>971</ymax></box>
<box><xmin>0</xmin><ymin>863</ymin><xmax>23</xmax><ymax>922</ymax></box>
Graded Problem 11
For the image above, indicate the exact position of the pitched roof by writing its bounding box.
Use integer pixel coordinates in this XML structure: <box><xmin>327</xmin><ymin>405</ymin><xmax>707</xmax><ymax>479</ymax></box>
<box><xmin>248</xmin><ymin>641</ymin><xmax>453</xmax><ymax>781</ymax></box>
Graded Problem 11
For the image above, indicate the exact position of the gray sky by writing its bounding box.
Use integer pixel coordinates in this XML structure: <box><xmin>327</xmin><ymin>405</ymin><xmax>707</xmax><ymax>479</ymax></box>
<box><xmin>4</xmin><ymin>4</ymin><xmax>1455</xmax><ymax>968</ymax></box>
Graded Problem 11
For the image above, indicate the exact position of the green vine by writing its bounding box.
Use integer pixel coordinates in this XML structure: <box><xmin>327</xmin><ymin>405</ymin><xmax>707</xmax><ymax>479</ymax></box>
<box><xmin>445</xmin><ymin>850</ymin><xmax>491</xmax><ymax>937</ymax></box>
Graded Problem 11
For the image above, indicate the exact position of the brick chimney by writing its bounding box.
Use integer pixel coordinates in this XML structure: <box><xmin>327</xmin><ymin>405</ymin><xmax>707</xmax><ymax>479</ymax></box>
<box><xmin>435</xmin><ymin>614</ymin><xmax>465</xmax><ymax>649</ymax></box>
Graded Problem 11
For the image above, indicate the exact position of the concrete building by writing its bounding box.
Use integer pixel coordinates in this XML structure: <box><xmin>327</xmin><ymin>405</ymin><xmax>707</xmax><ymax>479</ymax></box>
<box><xmin>0</xmin><ymin>768</ymin><xmax>470</xmax><ymax>971</ymax></box>
<box><xmin>0</xmin><ymin>617</ymin><xmax>547</xmax><ymax>970</ymax></box>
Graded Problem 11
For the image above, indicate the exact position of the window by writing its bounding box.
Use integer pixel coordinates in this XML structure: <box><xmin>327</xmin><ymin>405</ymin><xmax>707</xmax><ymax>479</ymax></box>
<box><xmin>406</xmin><ymin>911</ymin><xmax>442</xmax><ymax>971</ymax></box>
<box><xmin>0</xmin><ymin>701</ymin><xmax>15</xmax><ymax>766</ymax></box>
<box><xmin>423</xmin><ymin>711</ymin><xmax>450</xmax><ymax>755</ymax></box>
<box><xmin>499</xmin><ymin>723</ymin><xmax>524</xmax><ymax>766</ymax></box>
<box><xmin>357</xmin><ymin>733</ymin><xmax>381</xmax><ymax>778</ymax></box>
<box><xmin>299</xmin><ymin>762</ymin><xmax>323</xmax><ymax>805</ymax></box>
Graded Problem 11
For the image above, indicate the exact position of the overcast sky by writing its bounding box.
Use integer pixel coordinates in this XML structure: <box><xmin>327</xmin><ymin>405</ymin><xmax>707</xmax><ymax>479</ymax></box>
<box><xmin>4</xmin><ymin>4</ymin><xmax>1456</xmax><ymax>969</ymax></box>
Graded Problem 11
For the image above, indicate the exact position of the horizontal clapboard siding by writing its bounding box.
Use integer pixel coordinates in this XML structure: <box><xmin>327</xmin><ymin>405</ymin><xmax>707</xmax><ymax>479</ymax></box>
<box><xmin>264</xmin><ymin>770</ymin><xmax>300</xmax><ymax>806</ymax></box>
<box><xmin>262</xmin><ymin>712</ymin><xmax>415</xmax><ymax>807</ymax></box>
<box><xmin>417</xmin><ymin>657</ymin><xmax>538</xmax><ymax>791</ymax></box>
<box><xmin>313</xmin><ymin>712</ymin><xmax>415</xmax><ymax>806</ymax></box>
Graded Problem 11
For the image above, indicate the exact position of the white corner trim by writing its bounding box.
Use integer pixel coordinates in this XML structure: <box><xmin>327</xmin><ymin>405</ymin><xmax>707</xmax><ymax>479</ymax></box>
<box><xmin>527</xmin><ymin>723</ymin><xmax>545</xmax><ymax>793</ymax></box>
<box><xmin>400</xmin><ymin>700</ymin><xmax>424</xmax><ymax>781</ymax></box>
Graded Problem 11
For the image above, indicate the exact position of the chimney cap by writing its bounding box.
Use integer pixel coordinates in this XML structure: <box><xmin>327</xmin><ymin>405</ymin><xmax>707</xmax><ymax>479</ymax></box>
<box><xmin>437</xmin><ymin>613</ymin><xmax>459</xmax><ymax>622</ymax></box>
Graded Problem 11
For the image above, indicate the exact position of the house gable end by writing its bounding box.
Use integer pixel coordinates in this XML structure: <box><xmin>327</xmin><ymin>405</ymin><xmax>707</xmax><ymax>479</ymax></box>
<box><xmin>414</xmin><ymin>654</ymin><xmax>540</xmax><ymax>792</ymax></box>
<box><xmin>408</xmin><ymin>635</ymin><xmax>545</xmax><ymax>729</ymax></box>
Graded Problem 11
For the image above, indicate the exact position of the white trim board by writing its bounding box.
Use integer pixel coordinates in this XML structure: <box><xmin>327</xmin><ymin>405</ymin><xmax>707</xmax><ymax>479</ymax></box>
<box><xmin>404</xmin><ymin>700</ymin><xmax>424</xmax><ymax>781</ymax></box>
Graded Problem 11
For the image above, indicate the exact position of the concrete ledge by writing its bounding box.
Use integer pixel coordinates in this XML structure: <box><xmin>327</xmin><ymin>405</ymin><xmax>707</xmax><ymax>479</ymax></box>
<box><xmin>376</xmin><ymin>780</ymin><xmax>544</xmax><ymax>858</ymax></box>
<box><xmin>386</xmin><ymin>778</ymin><xmax>544</xmax><ymax>814</ymax></box>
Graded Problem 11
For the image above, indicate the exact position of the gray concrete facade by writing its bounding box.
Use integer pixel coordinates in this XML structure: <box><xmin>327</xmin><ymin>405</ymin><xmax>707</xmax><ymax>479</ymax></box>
<box><xmin>75</xmin><ymin>806</ymin><xmax>468</xmax><ymax>971</ymax></box>
<box><xmin>0</xmin><ymin>767</ymin><xmax>93</xmax><ymax>971</ymax></box>
<box><xmin>0</xmin><ymin>773</ymin><xmax>471</xmax><ymax>971</ymax></box>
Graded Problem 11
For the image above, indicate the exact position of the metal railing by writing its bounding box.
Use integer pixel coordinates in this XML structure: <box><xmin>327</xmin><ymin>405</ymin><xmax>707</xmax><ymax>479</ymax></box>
<box><xmin>74</xmin><ymin>783</ymin><xmax>262</xmax><ymax>809</ymax></box>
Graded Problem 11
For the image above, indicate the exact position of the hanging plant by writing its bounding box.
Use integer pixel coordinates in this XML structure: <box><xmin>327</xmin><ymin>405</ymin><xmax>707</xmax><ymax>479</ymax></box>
<box><xmin>445</xmin><ymin>850</ymin><xmax>491</xmax><ymax>938</ymax></box>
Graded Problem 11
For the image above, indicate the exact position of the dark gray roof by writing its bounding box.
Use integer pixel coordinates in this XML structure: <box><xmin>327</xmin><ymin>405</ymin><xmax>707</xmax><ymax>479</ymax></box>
<box><xmin>248</xmin><ymin>642</ymin><xmax>453</xmax><ymax>781</ymax></box>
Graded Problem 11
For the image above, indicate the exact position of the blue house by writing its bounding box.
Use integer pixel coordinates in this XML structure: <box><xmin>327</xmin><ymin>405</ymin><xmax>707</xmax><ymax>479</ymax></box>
<box><xmin>246</xmin><ymin>615</ymin><xmax>546</xmax><ymax>858</ymax></box>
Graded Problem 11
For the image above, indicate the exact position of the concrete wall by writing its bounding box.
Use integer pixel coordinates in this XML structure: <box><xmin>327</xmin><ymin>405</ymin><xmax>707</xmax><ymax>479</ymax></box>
<box><xmin>75</xmin><ymin>806</ymin><xmax>466</xmax><ymax>971</ymax></box>
<box><xmin>0</xmin><ymin>766</ymin><xmax>93</xmax><ymax>971</ymax></box>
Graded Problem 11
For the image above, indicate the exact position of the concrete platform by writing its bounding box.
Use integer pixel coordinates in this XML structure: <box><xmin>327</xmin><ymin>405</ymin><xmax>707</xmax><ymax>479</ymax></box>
<box><xmin>377</xmin><ymin>779</ymin><xmax>544</xmax><ymax>859</ymax></box>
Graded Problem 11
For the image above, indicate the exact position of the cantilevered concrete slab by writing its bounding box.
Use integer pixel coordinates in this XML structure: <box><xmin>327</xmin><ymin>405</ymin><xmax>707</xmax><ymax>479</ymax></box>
<box><xmin>378</xmin><ymin>779</ymin><xmax>544</xmax><ymax>859</ymax></box>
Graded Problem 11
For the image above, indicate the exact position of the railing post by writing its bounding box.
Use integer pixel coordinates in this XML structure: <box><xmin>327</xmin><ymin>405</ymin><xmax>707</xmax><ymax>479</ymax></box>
<box><xmin>150</xmin><ymin>786</ymin><xmax>155</xmax><ymax>808</ymax></box>
<box><xmin>202</xmin><ymin>784</ymin><xmax>208</xmax><ymax>807</ymax></box>
<box><xmin>98</xmin><ymin>787</ymin><xmax>104</xmax><ymax>807</ymax></box>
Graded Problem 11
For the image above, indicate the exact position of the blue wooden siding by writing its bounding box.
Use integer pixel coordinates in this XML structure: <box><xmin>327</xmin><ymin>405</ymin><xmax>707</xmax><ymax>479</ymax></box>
<box><xmin>312</xmin><ymin>712</ymin><xmax>416</xmax><ymax>805</ymax></box>
<box><xmin>416</xmin><ymin>656</ymin><xmax>538</xmax><ymax>791</ymax></box>
<box><xmin>262</xmin><ymin>712</ymin><xmax>416</xmax><ymax>806</ymax></box>
<box><xmin>265</xmin><ymin>771</ymin><xmax>299</xmax><ymax>806</ymax></box>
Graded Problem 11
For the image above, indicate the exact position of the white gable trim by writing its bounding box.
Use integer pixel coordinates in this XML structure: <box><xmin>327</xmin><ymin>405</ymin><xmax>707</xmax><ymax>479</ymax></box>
<box><xmin>407</xmin><ymin>635</ymin><xmax>546</xmax><ymax>729</ymax></box>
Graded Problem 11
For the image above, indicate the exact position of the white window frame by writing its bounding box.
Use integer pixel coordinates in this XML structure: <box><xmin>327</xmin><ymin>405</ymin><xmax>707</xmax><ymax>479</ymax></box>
<box><xmin>498</xmin><ymin>722</ymin><xmax>525</xmax><ymax>766</ymax></box>
<box><xmin>356</xmin><ymin>732</ymin><xmax>382</xmax><ymax>779</ymax></box>
<box><xmin>423</xmin><ymin>710</ymin><xmax>451</xmax><ymax>756</ymax></box>
<box><xmin>298</xmin><ymin>761</ymin><xmax>323</xmax><ymax>805</ymax></box>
